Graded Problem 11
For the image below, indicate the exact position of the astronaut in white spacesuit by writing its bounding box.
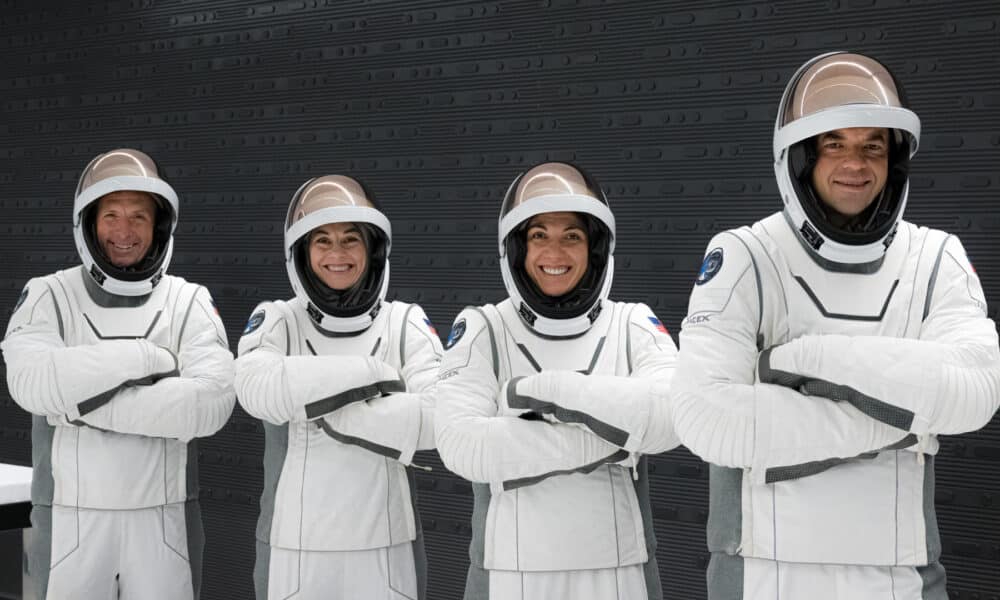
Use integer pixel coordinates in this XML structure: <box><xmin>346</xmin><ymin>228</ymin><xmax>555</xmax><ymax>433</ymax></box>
<box><xmin>435</xmin><ymin>162</ymin><xmax>680</xmax><ymax>600</ymax></box>
<box><xmin>671</xmin><ymin>51</ymin><xmax>1000</xmax><ymax>599</ymax></box>
<box><xmin>234</xmin><ymin>175</ymin><xmax>443</xmax><ymax>600</ymax></box>
<box><xmin>1</xmin><ymin>148</ymin><xmax>236</xmax><ymax>599</ymax></box>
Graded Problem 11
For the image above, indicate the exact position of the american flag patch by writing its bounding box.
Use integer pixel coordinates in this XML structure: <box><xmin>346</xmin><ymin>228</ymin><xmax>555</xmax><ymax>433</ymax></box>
<box><xmin>648</xmin><ymin>316</ymin><xmax>668</xmax><ymax>335</ymax></box>
<box><xmin>424</xmin><ymin>318</ymin><xmax>438</xmax><ymax>336</ymax></box>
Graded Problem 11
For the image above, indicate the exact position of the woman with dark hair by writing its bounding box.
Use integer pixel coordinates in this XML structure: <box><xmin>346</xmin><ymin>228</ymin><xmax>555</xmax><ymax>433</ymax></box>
<box><xmin>235</xmin><ymin>175</ymin><xmax>442</xmax><ymax>600</ymax></box>
<box><xmin>435</xmin><ymin>162</ymin><xmax>680</xmax><ymax>600</ymax></box>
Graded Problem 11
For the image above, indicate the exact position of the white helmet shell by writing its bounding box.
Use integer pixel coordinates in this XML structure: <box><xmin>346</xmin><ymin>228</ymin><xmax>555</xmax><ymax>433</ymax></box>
<box><xmin>284</xmin><ymin>175</ymin><xmax>392</xmax><ymax>333</ymax></box>
<box><xmin>774</xmin><ymin>51</ymin><xmax>921</xmax><ymax>266</ymax></box>
<box><xmin>499</xmin><ymin>162</ymin><xmax>616</xmax><ymax>338</ymax></box>
<box><xmin>73</xmin><ymin>149</ymin><xmax>178</xmax><ymax>297</ymax></box>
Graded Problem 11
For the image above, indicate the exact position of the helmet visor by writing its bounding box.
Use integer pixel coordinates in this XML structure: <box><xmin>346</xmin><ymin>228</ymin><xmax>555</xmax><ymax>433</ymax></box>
<box><xmin>499</xmin><ymin>162</ymin><xmax>615</xmax><ymax>250</ymax></box>
<box><xmin>782</xmin><ymin>53</ymin><xmax>905</xmax><ymax>126</ymax></box>
<box><xmin>284</xmin><ymin>175</ymin><xmax>390</xmax><ymax>250</ymax></box>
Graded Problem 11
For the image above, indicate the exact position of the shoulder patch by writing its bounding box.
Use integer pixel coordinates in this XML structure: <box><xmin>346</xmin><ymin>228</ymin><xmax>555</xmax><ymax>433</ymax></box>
<box><xmin>696</xmin><ymin>247</ymin><xmax>724</xmax><ymax>286</ymax></box>
<box><xmin>243</xmin><ymin>310</ymin><xmax>266</xmax><ymax>335</ymax></box>
<box><xmin>423</xmin><ymin>317</ymin><xmax>438</xmax><ymax>337</ymax></box>
<box><xmin>445</xmin><ymin>318</ymin><xmax>466</xmax><ymax>349</ymax></box>
<box><xmin>12</xmin><ymin>287</ymin><xmax>29</xmax><ymax>314</ymax></box>
<box><xmin>647</xmin><ymin>316</ymin><xmax>669</xmax><ymax>335</ymax></box>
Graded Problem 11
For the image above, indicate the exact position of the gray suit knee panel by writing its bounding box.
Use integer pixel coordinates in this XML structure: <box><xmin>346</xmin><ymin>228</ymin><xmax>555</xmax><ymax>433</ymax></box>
<box><xmin>185</xmin><ymin>500</ymin><xmax>204</xmax><ymax>599</ymax></box>
<box><xmin>707</xmin><ymin>466</ymin><xmax>743</xmax><ymax>554</ymax></box>
<box><xmin>918</xmin><ymin>561</ymin><xmax>947</xmax><ymax>600</ymax></box>
<box><xmin>406</xmin><ymin>467</ymin><xmax>427</xmax><ymax>600</ymax></box>
<box><xmin>707</xmin><ymin>553</ymin><xmax>743</xmax><ymax>600</ymax></box>
<box><xmin>254</xmin><ymin>539</ymin><xmax>271</xmax><ymax>600</ymax></box>
<box><xmin>464</xmin><ymin>482</ymin><xmax>491</xmax><ymax>599</ymax></box>
<box><xmin>30</xmin><ymin>416</ymin><xmax>56</xmax><ymax>506</ymax></box>
<box><xmin>28</xmin><ymin>505</ymin><xmax>53</xmax><ymax>600</ymax></box>
<box><xmin>463</xmin><ymin>563</ymin><xmax>489</xmax><ymax>600</ymax></box>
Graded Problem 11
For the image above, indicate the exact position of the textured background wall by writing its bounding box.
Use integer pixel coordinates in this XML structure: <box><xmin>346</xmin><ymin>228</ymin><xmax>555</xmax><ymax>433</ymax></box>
<box><xmin>1</xmin><ymin>1</ymin><xmax>998</xmax><ymax>599</ymax></box>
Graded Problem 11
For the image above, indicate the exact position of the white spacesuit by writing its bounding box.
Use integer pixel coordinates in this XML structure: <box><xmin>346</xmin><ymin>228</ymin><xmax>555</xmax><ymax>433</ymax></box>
<box><xmin>234</xmin><ymin>175</ymin><xmax>442</xmax><ymax>600</ymax></box>
<box><xmin>435</xmin><ymin>163</ymin><xmax>680</xmax><ymax>600</ymax></box>
<box><xmin>1</xmin><ymin>149</ymin><xmax>236</xmax><ymax>599</ymax></box>
<box><xmin>671</xmin><ymin>52</ymin><xmax>1000</xmax><ymax>599</ymax></box>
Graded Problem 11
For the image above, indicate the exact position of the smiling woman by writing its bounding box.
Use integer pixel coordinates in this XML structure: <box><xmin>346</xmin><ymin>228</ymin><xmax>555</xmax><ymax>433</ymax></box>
<box><xmin>234</xmin><ymin>173</ymin><xmax>443</xmax><ymax>600</ymax></box>
<box><xmin>434</xmin><ymin>161</ymin><xmax>681</xmax><ymax>600</ymax></box>
<box><xmin>523</xmin><ymin>211</ymin><xmax>588</xmax><ymax>297</ymax></box>
<box><xmin>307</xmin><ymin>222</ymin><xmax>369</xmax><ymax>291</ymax></box>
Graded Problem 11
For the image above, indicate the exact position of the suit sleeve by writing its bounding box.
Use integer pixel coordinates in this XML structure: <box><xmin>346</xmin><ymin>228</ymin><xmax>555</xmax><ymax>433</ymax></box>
<box><xmin>234</xmin><ymin>302</ymin><xmax>402</xmax><ymax>426</ymax></box>
<box><xmin>671</xmin><ymin>233</ymin><xmax>910</xmax><ymax>482</ymax></box>
<box><xmin>74</xmin><ymin>285</ymin><xmax>236</xmax><ymax>441</ymax></box>
<box><xmin>500</xmin><ymin>304</ymin><xmax>680</xmax><ymax>455</ymax></box>
<box><xmin>760</xmin><ymin>235</ymin><xmax>1000</xmax><ymax>437</ymax></box>
<box><xmin>319</xmin><ymin>304</ymin><xmax>444</xmax><ymax>464</ymax></box>
<box><xmin>2</xmin><ymin>277</ymin><xmax>178</xmax><ymax>422</ymax></box>
<box><xmin>433</xmin><ymin>307</ymin><xmax>623</xmax><ymax>490</ymax></box>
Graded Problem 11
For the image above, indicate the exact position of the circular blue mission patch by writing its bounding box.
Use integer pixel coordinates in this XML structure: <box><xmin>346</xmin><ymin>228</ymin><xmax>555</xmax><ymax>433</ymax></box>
<box><xmin>446</xmin><ymin>318</ymin><xmax>467</xmax><ymax>349</ymax></box>
<box><xmin>243</xmin><ymin>310</ymin><xmax>266</xmax><ymax>335</ymax></box>
<box><xmin>696</xmin><ymin>247</ymin><xmax>724</xmax><ymax>286</ymax></box>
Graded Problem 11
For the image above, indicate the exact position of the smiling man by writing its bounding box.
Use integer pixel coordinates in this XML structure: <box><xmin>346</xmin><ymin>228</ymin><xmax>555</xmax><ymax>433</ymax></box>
<box><xmin>811</xmin><ymin>126</ymin><xmax>890</xmax><ymax>225</ymax></box>
<box><xmin>2</xmin><ymin>149</ymin><xmax>235</xmax><ymax>599</ymax></box>
<box><xmin>671</xmin><ymin>52</ymin><xmax>1000</xmax><ymax>600</ymax></box>
<box><xmin>93</xmin><ymin>190</ymin><xmax>158</xmax><ymax>267</ymax></box>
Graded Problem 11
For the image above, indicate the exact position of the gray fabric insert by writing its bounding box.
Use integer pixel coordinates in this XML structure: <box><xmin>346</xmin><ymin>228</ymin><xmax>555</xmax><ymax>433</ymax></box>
<box><xmin>723</xmin><ymin>231</ymin><xmax>765</xmax><ymax>348</ymax></box>
<box><xmin>463</xmin><ymin>562</ymin><xmax>490</xmax><ymax>600</ymax></box>
<box><xmin>707</xmin><ymin>551</ymin><xmax>744</xmax><ymax>600</ymax></box>
<box><xmin>27</xmin><ymin>504</ymin><xmax>53</xmax><ymax>600</ymax></box>
<box><xmin>506</xmin><ymin>378</ymin><xmax>629</xmax><ymax>448</ymax></box>
<box><xmin>922</xmin><ymin>235</ymin><xmax>951</xmax><ymax>322</ymax></box>
<box><xmin>30</xmin><ymin>415</ymin><xmax>56</xmax><ymax>506</ymax></box>
<box><xmin>400</xmin><ymin>304</ymin><xmax>416</xmax><ymax>367</ymax></box>
<box><xmin>758</xmin><ymin>348</ymin><xmax>915</xmax><ymax>431</ymax></box>
<box><xmin>631</xmin><ymin>456</ymin><xmax>662</xmax><ymax>600</ymax></box>
<box><xmin>184</xmin><ymin>500</ymin><xmax>204</xmax><ymax>599</ymax></box>
<box><xmin>502</xmin><ymin>449</ymin><xmax>629</xmax><ymax>491</ymax></box>
<box><xmin>77</xmin><ymin>368</ymin><xmax>181</xmax><ymax>416</ymax></box>
<box><xmin>406</xmin><ymin>467</ymin><xmax>427</xmax><ymax>600</ymax></box>
<box><xmin>464</xmin><ymin>305</ymin><xmax>497</xmax><ymax>599</ymax></box>
<box><xmin>82</xmin><ymin>310</ymin><xmax>163</xmax><ymax>340</ymax></box>
<box><xmin>81</xmin><ymin>268</ymin><xmax>152</xmax><ymax>307</ymax></box>
<box><xmin>302</xmin><ymin>378</ymin><xmax>405</xmax><ymax>420</ymax></box>
<box><xmin>923</xmin><ymin>455</ymin><xmax>941</xmax><ymax>564</ymax></box>
<box><xmin>257</xmin><ymin>421</ymin><xmax>289</xmax><ymax>543</ymax></box>
<box><xmin>465</xmin><ymin>482</ymin><xmax>491</xmax><ymax>599</ymax></box>
<box><xmin>793</xmin><ymin>275</ymin><xmax>899</xmax><ymax>322</ymax></box>
<box><xmin>316</xmin><ymin>419</ymin><xmax>402</xmax><ymax>460</ymax></box>
<box><xmin>470</xmin><ymin>307</ymin><xmax>499</xmax><ymax>379</ymax></box>
<box><xmin>917</xmin><ymin>560</ymin><xmax>947</xmax><ymax>600</ymax></box>
<box><xmin>707</xmin><ymin>465</ymin><xmax>743</xmax><ymax>555</ymax></box>
<box><xmin>186</xmin><ymin>439</ymin><xmax>199</xmax><ymax>501</ymax></box>
<box><xmin>764</xmin><ymin>434</ymin><xmax>918</xmax><ymax>484</ymax></box>
<box><xmin>253</xmin><ymin>539</ymin><xmax>271</xmax><ymax>600</ymax></box>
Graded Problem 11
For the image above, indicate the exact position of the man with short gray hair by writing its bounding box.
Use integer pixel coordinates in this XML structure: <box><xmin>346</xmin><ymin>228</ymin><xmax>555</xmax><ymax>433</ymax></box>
<box><xmin>2</xmin><ymin>148</ymin><xmax>235</xmax><ymax>599</ymax></box>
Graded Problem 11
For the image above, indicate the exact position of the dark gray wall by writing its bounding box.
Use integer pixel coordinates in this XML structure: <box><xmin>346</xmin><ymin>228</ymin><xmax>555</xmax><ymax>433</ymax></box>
<box><xmin>1</xmin><ymin>1</ymin><xmax>997</xmax><ymax>599</ymax></box>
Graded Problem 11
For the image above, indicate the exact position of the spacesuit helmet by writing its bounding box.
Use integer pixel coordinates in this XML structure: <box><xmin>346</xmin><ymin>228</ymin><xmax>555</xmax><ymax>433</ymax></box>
<box><xmin>285</xmin><ymin>175</ymin><xmax>391</xmax><ymax>333</ymax></box>
<box><xmin>73</xmin><ymin>149</ymin><xmax>178</xmax><ymax>297</ymax></box>
<box><xmin>774</xmin><ymin>51</ymin><xmax>920</xmax><ymax>266</ymax></box>
<box><xmin>499</xmin><ymin>162</ymin><xmax>616</xmax><ymax>338</ymax></box>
